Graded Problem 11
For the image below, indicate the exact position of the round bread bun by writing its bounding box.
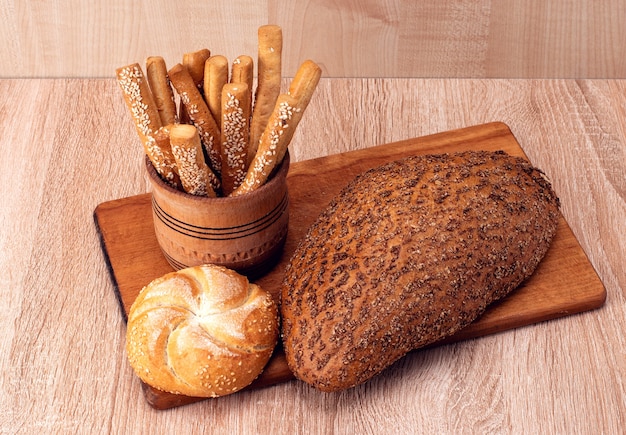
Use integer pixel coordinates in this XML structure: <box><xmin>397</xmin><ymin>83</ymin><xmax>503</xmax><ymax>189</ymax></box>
<box><xmin>126</xmin><ymin>264</ymin><xmax>279</xmax><ymax>397</ymax></box>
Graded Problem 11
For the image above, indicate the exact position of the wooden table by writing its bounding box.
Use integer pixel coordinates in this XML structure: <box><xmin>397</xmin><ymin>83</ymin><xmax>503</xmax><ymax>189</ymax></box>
<box><xmin>1</xmin><ymin>78</ymin><xmax>624</xmax><ymax>434</ymax></box>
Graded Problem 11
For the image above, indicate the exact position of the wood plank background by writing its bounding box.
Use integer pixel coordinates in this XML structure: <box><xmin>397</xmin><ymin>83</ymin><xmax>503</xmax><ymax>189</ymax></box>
<box><xmin>2</xmin><ymin>0</ymin><xmax>624</xmax><ymax>78</ymax></box>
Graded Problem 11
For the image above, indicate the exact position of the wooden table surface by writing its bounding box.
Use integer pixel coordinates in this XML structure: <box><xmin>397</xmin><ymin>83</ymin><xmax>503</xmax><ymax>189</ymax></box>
<box><xmin>1</xmin><ymin>78</ymin><xmax>624</xmax><ymax>434</ymax></box>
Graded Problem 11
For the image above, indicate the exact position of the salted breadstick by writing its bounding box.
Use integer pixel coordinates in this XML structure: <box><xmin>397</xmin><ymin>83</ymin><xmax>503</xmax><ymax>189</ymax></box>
<box><xmin>232</xmin><ymin>93</ymin><xmax>300</xmax><ymax>196</ymax></box>
<box><xmin>275</xmin><ymin>60</ymin><xmax>322</xmax><ymax>163</ymax></box>
<box><xmin>249</xmin><ymin>24</ymin><xmax>282</xmax><ymax>165</ymax></box>
<box><xmin>168</xmin><ymin>63</ymin><xmax>222</xmax><ymax>175</ymax></box>
<box><xmin>203</xmin><ymin>55</ymin><xmax>229</xmax><ymax>126</ymax></box>
<box><xmin>116</xmin><ymin>63</ymin><xmax>178</xmax><ymax>186</ymax></box>
<box><xmin>145</xmin><ymin>56</ymin><xmax>178</xmax><ymax>125</ymax></box>
<box><xmin>169</xmin><ymin>124</ymin><xmax>219</xmax><ymax>197</ymax></box>
<box><xmin>220</xmin><ymin>83</ymin><xmax>251</xmax><ymax>196</ymax></box>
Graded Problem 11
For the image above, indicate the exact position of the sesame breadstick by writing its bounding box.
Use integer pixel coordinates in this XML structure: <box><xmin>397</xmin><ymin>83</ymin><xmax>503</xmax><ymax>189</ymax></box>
<box><xmin>231</xmin><ymin>55</ymin><xmax>254</xmax><ymax>89</ymax></box>
<box><xmin>232</xmin><ymin>93</ymin><xmax>300</xmax><ymax>196</ymax></box>
<box><xmin>169</xmin><ymin>124</ymin><xmax>218</xmax><ymax>197</ymax></box>
<box><xmin>179</xmin><ymin>49</ymin><xmax>211</xmax><ymax>124</ymax></box>
<box><xmin>168</xmin><ymin>63</ymin><xmax>222</xmax><ymax>175</ymax></box>
<box><xmin>203</xmin><ymin>55</ymin><xmax>229</xmax><ymax>126</ymax></box>
<box><xmin>220</xmin><ymin>83</ymin><xmax>251</xmax><ymax>196</ymax></box>
<box><xmin>116</xmin><ymin>63</ymin><xmax>177</xmax><ymax>186</ymax></box>
<box><xmin>231</xmin><ymin>55</ymin><xmax>254</xmax><ymax>120</ymax></box>
<box><xmin>288</xmin><ymin>60</ymin><xmax>322</xmax><ymax>109</ymax></box>
<box><xmin>275</xmin><ymin>60</ymin><xmax>322</xmax><ymax>164</ymax></box>
<box><xmin>153</xmin><ymin>125</ymin><xmax>182</xmax><ymax>189</ymax></box>
<box><xmin>249</xmin><ymin>24</ymin><xmax>282</xmax><ymax>166</ymax></box>
<box><xmin>145</xmin><ymin>56</ymin><xmax>178</xmax><ymax>125</ymax></box>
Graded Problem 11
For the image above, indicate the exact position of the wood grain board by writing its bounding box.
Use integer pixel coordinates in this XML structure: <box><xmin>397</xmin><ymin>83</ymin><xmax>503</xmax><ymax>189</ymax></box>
<box><xmin>94</xmin><ymin>122</ymin><xmax>606</xmax><ymax>410</ymax></box>
<box><xmin>5</xmin><ymin>2</ymin><xmax>625</xmax><ymax>78</ymax></box>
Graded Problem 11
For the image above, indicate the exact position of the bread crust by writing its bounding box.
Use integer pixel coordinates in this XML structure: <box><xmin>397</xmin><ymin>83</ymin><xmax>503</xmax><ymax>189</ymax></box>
<box><xmin>126</xmin><ymin>264</ymin><xmax>279</xmax><ymax>398</ymax></box>
<box><xmin>280</xmin><ymin>151</ymin><xmax>560</xmax><ymax>392</ymax></box>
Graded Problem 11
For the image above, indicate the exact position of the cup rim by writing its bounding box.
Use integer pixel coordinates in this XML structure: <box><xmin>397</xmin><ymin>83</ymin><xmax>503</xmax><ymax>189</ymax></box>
<box><xmin>145</xmin><ymin>151</ymin><xmax>290</xmax><ymax>202</ymax></box>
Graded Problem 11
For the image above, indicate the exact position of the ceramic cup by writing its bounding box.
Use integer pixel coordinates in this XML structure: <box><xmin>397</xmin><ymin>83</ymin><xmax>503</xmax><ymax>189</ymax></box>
<box><xmin>146</xmin><ymin>152</ymin><xmax>290</xmax><ymax>278</ymax></box>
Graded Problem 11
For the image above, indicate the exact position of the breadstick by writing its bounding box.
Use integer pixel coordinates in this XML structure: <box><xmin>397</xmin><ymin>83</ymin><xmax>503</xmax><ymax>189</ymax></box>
<box><xmin>231</xmin><ymin>55</ymin><xmax>254</xmax><ymax>120</ymax></box>
<box><xmin>153</xmin><ymin>125</ymin><xmax>182</xmax><ymax>189</ymax></box>
<box><xmin>168</xmin><ymin>63</ymin><xmax>222</xmax><ymax>175</ymax></box>
<box><xmin>220</xmin><ymin>83</ymin><xmax>251</xmax><ymax>196</ymax></box>
<box><xmin>288</xmin><ymin>60</ymin><xmax>322</xmax><ymax>108</ymax></box>
<box><xmin>145</xmin><ymin>56</ymin><xmax>178</xmax><ymax>125</ymax></box>
<box><xmin>183</xmin><ymin>48</ymin><xmax>211</xmax><ymax>91</ymax></box>
<box><xmin>169</xmin><ymin>124</ymin><xmax>219</xmax><ymax>197</ymax></box>
<box><xmin>231</xmin><ymin>55</ymin><xmax>254</xmax><ymax>88</ymax></box>
<box><xmin>116</xmin><ymin>63</ymin><xmax>178</xmax><ymax>186</ymax></box>
<box><xmin>232</xmin><ymin>93</ymin><xmax>300</xmax><ymax>196</ymax></box>
<box><xmin>203</xmin><ymin>55</ymin><xmax>229</xmax><ymax>126</ymax></box>
<box><xmin>249</xmin><ymin>24</ymin><xmax>282</xmax><ymax>165</ymax></box>
<box><xmin>180</xmin><ymin>49</ymin><xmax>211</xmax><ymax>124</ymax></box>
<box><xmin>275</xmin><ymin>59</ymin><xmax>322</xmax><ymax>163</ymax></box>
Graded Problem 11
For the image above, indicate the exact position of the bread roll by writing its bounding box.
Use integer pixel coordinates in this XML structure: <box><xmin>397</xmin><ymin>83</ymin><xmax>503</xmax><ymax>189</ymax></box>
<box><xmin>280</xmin><ymin>151</ymin><xmax>560</xmax><ymax>392</ymax></box>
<box><xmin>126</xmin><ymin>264</ymin><xmax>279</xmax><ymax>398</ymax></box>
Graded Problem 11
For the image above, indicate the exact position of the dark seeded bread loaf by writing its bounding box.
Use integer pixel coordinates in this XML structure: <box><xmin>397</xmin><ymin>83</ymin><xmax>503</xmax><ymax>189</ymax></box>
<box><xmin>280</xmin><ymin>150</ymin><xmax>560</xmax><ymax>392</ymax></box>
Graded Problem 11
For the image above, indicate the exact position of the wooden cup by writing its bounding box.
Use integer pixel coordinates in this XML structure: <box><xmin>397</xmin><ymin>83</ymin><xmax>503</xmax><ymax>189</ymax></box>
<box><xmin>146</xmin><ymin>153</ymin><xmax>290</xmax><ymax>278</ymax></box>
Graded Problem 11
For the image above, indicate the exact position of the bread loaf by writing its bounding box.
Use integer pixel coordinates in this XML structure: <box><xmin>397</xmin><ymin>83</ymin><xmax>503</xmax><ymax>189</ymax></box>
<box><xmin>280</xmin><ymin>150</ymin><xmax>560</xmax><ymax>392</ymax></box>
<box><xmin>126</xmin><ymin>264</ymin><xmax>279</xmax><ymax>398</ymax></box>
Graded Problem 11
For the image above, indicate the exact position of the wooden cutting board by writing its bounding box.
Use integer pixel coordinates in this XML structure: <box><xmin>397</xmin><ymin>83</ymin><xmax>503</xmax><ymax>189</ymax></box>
<box><xmin>94</xmin><ymin>122</ymin><xmax>606</xmax><ymax>410</ymax></box>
